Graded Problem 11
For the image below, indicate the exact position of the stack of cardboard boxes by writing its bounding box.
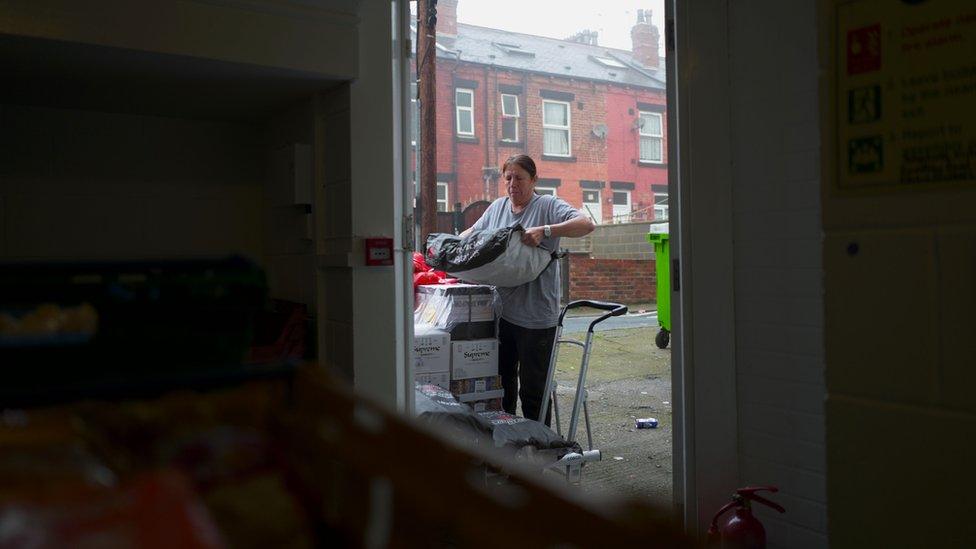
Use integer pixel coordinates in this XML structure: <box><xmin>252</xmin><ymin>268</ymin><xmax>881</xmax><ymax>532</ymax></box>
<box><xmin>414</xmin><ymin>284</ymin><xmax>503</xmax><ymax>412</ymax></box>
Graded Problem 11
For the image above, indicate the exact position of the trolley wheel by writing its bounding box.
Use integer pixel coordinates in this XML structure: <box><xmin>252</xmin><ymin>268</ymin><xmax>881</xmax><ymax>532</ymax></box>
<box><xmin>655</xmin><ymin>328</ymin><xmax>670</xmax><ymax>349</ymax></box>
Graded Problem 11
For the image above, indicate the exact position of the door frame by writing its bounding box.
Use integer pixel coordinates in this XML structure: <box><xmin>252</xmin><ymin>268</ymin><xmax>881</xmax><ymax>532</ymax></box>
<box><xmin>667</xmin><ymin>0</ymin><xmax>740</xmax><ymax>536</ymax></box>
<box><xmin>582</xmin><ymin>188</ymin><xmax>603</xmax><ymax>224</ymax></box>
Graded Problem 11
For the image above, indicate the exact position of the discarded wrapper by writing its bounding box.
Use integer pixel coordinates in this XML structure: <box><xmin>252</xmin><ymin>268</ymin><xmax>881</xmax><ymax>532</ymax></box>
<box><xmin>636</xmin><ymin>417</ymin><xmax>658</xmax><ymax>429</ymax></box>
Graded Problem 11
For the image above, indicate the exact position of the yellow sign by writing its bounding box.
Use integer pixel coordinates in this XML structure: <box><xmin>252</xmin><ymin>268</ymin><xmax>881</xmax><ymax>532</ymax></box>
<box><xmin>836</xmin><ymin>0</ymin><xmax>976</xmax><ymax>190</ymax></box>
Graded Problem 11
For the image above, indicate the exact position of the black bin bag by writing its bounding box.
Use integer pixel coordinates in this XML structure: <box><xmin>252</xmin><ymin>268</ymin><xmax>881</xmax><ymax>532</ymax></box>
<box><xmin>425</xmin><ymin>224</ymin><xmax>558</xmax><ymax>287</ymax></box>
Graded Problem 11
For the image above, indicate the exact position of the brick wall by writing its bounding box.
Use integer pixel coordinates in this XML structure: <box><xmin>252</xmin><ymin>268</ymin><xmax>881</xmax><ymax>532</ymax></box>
<box><xmin>433</xmin><ymin>57</ymin><xmax>668</xmax><ymax>224</ymax></box>
<box><xmin>568</xmin><ymin>255</ymin><xmax>655</xmax><ymax>304</ymax></box>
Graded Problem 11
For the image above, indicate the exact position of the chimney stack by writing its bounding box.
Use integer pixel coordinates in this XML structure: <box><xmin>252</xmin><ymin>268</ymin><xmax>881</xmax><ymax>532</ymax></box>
<box><xmin>631</xmin><ymin>8</ymin><xmax>660</xmax><ymax>68</ymax></box>
<box><xmin>437</xmin><ymin>0</ymin><xmax>458</xmax><ymax>42</ymax></box>
<box><xmin>565</xmin><ymin>29</ymin><xmax>599</xmax><ymax>46</ymax></box>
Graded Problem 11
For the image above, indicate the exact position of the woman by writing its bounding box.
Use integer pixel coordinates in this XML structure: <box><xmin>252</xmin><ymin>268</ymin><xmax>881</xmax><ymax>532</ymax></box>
<box><xmin>462</xmin><ymin>154</ymin><xmax>595</xmax><ymax>424</ymax></box>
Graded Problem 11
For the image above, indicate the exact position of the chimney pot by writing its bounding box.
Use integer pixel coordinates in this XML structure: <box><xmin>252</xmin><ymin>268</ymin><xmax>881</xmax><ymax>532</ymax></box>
<box><xmin>631</xmin><ymin>8</ymin><xmax>660</xmax><ymax>68</ymax></box>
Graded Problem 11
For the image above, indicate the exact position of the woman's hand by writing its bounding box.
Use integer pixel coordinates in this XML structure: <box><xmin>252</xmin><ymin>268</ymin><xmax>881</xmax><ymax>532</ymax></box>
<box><xmin>521</xmin><ymin>226</ymin><xmax>546</xmax><ymax>247</ymax></box>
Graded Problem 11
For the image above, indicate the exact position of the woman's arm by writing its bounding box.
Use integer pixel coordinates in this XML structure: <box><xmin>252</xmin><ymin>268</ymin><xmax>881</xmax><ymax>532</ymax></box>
<box><xmin>551</xmin><ymin>214</ymin><xmax>596</xmax><ymax>238</ymax></box>
<box><xmin>521</xmin><ymin>214</ymin><xmax>595</xmax><ymax>247</ymax></box>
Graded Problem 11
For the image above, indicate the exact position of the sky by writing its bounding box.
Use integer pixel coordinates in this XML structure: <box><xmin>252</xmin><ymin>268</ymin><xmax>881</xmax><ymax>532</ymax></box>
<box><xmin>455</xmin><ymin>0</ymin><xmax>666</xmax><ymax>53</ymax></box>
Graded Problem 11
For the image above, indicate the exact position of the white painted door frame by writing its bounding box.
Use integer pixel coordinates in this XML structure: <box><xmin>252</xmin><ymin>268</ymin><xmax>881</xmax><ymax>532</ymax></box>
<box><xmin>395</xmin><ymin>0</ymin><xmax>415</xmax><ymax>414</ymax></box>
<box><xmin>582</xmin><ymin>189</ymin><xmax>603</xmax><ymax>224</ymax></box>
<box><xmin>667</xmin><ymin>0</ymin><xmax>739</xmax><ymax>537</ymax></box>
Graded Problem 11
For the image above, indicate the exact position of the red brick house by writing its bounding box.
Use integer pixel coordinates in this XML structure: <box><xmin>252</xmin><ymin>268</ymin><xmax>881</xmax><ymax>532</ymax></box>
<box><xmin>415</xmin><ymin>1</ymin><xmax>668</xmax><ymax>225</ymax></box>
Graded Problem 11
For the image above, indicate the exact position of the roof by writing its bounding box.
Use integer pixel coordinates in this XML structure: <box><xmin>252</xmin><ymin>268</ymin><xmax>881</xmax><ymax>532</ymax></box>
<box><xmin>432</xmin><ymin>23</ymin><xmax>666</xmax><ymax>90</ymax></box>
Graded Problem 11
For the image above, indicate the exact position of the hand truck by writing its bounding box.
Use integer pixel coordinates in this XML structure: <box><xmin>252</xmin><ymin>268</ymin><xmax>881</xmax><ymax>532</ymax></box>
<box><xmin>539</xmin><ymin>300</ymin><xmax>628</xmax><ymax>484</ymax></box>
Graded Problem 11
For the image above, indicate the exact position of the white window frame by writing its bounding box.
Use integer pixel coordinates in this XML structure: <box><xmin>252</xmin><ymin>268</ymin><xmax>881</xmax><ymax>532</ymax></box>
<box><xmin>542</xmin><ymin>99</ymin><xmax>572</xmax><ymax>157</ymax></box>
<box><xmin>455</xmin><ymin>88</ymin><xmax>475</xmax><ymax>136</ymax></box>
<box><xmin>535</xmin><ymin>185</ymin><xmax>557</xmax><ymax>197</ymax></box>
<box><xmin>654</xmin><ymin>191</ymin><xmax>669</xmax><ymax>220</ymax></box>
<box><xmin>500</xmin><ymin>93</ymin><xmax>519</xmax><ymax>142</ymax></box>
<box><xmin>410</xmin><ymin>82</ymin><xmax>418</xmax><ymax>147</ymax></box>
<box><xmin>436</xmin><ymin>182</ymin><xmax>449</xmax><ymax>212</ymax></box>
<box><xmin>639</xmin><ymin>111</ymin><xmax>664</xmax><ymax>164</ymax></box>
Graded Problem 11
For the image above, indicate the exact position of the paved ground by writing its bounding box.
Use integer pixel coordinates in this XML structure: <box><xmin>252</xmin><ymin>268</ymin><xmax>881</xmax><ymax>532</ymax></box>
<box><xmin>562</xmin><ymin>310</ymin><xmax>658</xmax><ymax>334</ymax></box>
<box><xmin>550</xmin><ymin>325</ymin><xmax>672</xmax><ymax>507</ymax></box>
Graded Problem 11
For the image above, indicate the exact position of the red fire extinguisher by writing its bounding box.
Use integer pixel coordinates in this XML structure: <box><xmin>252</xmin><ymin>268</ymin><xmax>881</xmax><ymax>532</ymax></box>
<box><xmin>706</xmin><ymin>486</ymin><xmax>786</xmax><ymax>549</ymax></box>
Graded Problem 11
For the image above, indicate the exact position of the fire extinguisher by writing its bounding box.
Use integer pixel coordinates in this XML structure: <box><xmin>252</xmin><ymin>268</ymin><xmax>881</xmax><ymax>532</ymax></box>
<box><xmin>706</xmin><ymin>486</ymin><xmax>786</xmax><ymax>549</ymax></box>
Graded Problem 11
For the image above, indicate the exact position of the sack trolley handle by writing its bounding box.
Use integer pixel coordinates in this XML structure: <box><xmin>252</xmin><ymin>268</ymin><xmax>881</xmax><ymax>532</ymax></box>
<box><xmin>558</xmin><ymin>300</ymin><xmax>628</xmax><ymax>333</ymax></box>
<box><xmin>539</xmin><ymin>300</ymin><xmax>628</xmax><ymax>444</ymax></box>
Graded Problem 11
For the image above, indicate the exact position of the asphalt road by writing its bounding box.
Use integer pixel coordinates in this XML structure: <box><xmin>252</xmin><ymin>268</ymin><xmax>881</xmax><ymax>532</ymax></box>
<box><xmin>562</xmin><ymin>311</ymin><xmax>659</xmax><ymax>334</ymax></box>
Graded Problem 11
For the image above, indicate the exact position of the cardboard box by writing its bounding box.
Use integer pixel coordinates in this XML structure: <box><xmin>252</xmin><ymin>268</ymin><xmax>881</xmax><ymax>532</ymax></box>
<box><xmin>456</xmin><ymin>388</ymin><xmax>504</xmax><ymax>403</ymax></box>
<box><xmin>451</xmin><ymin>339</ymin><xmax>499</xmax><ymax>380</ymax></box>
<box><xmin>450</xmin><ymin>375</ymin><xmax>503</xmax><ymax>399</ymax></box>
<box><xmin>413</xmin><ymin>325</ymin><xmax>450</xmax><ymax>374</ymax></box>
<box><xmin>416</xmin><ymin>284</ymin><xmax>495</xmax><ymax>328</ymax></box>
<box><xmin>415</xmin><ymin>370</ymin><xmax>450</xmax><ymax>390</ymax></box>
<box><xmin>466</xmin><ymin>397</ymin><xmax>503</xmax><ymax>413</ymax></box>
<box><xmin>447</xmin><ymin>320</ymin><xmax>495</xmax><ymax>341</ymax></box>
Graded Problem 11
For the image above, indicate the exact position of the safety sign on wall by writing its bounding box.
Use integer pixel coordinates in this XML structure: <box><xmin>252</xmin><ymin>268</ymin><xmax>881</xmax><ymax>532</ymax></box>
<box><xmin>836</xmin><ymin>0</ymin><xmax>976</xmax><ymax>191</ymax></box>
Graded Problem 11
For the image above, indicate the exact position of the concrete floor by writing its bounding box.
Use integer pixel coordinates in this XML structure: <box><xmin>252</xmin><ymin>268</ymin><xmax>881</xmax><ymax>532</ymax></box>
<box><xmin>551</xmin><ymin>325</ymin><xmax>673</xmax><ymax>508</ymax></box>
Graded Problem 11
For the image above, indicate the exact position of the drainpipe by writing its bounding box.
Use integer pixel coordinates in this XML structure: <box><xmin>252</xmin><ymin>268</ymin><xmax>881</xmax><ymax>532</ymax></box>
<box><xmin>483</xmin><ymin>64</ymin><xmax>491</xmax><ymax>201</ymax></box>
<box><xmin>449</xmin><ymin>50</ymin><xmax>462</xmax><ymax>228</ymax></box>
<box><xmin>521</xmin><ymin>70</ymin><xmax>529</xmax><ymax>160</ymax></box>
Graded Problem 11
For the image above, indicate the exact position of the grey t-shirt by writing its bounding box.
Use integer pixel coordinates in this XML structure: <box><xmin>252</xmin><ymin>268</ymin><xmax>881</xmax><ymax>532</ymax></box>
<box><xmin>470</xmin><ymin>193</ymin><xmax>583</xmax><ymax>329</ymax></box>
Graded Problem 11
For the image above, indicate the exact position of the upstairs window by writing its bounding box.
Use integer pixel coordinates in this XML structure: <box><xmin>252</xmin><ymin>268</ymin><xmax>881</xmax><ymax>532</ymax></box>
<box><xmin>500</xmin><ymin>94</ymin><xmax>519</xmax><ymax>142</ymax></box>
<box><xmin>436</xmin><ymin>182</ymin><xmax>449</xmax><ymax>212</ymax></box>
<box><xmin>639</xmin><ymin>111</ymin><xmax>663</xmax><ymax>163</ymax></box>
<box><xmin>543</xmin><ymin>100</ymin><xmax>571</xmax><ymax>156</ymax></box>
<box><xmin>410</xmin><ymin>82</ymin><xmax>418</xmax><ymax>147</ymax></box>
<box><xmin>455</xmin><ymin>89</ymin><xmax>474</xmax><ymax>136</ymax></box>
<box><xmin>535</xmin><ymin>186</ymin><xmax>556</xmax><ymax>197</ymax></box>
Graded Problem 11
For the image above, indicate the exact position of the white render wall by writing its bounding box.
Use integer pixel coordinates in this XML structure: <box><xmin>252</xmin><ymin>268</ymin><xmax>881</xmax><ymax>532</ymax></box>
<box><xmin>728</xmin><ymin>1</ymin><xmax>827</xmax><ymax>547</ymax></box>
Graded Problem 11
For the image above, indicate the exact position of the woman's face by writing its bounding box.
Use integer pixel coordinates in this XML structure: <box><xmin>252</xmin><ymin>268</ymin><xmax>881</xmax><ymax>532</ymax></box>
<box><xmin>504</xmin><ymin>164</ymin><xmax>537</xmax><ymax>207</ymax></box>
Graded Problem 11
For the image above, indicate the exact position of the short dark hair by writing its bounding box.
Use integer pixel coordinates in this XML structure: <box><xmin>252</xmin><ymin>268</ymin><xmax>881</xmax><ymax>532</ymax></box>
<box><xmin>501</xmin><ymin>154</ymin><xmax>537</xmax><ymax>180</ymax></box>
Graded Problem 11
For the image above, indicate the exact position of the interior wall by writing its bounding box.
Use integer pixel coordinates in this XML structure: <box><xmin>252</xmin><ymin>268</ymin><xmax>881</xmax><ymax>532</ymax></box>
<box><xmin>315</xmin><ymin>0</ymin><xmax>408</xmax><ymax>409</ymax></box>
<box><xmin>266</xmin><ymin>100</ymin><xmax>317</xmax><ymax>309</ymax></box>
<box><xmin>820</xmin><ymin>1</ymin><xmax>976</xmax><ymax>546</ymax></box>
<box><xmin>727</xmin><ymin>1</ymin><xmax>827</xmax><ymax>547</ymax></box>
<box><xmin>0</xmin><ymin>104</ymin><xmax>264</xmax><ymax>262</ymax></box>
<box><xmin>0</xmin><ymin>0</ymin><xmax>359</xmax><ymax>80</ymax></box>
<box><xmin>349</xmin><ymin>0</ymin><xmax>405</xmax><ymax>408</ymax></box>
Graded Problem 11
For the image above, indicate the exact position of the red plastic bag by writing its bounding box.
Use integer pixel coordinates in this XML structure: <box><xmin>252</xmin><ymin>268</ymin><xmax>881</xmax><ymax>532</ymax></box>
<box><xmin>413</xmin><ymin>271</ymin><xmax>442</xmax><ymax>289</ymax></box>
<box><xmin>412</xmin><ymin>252</ymin><xmax>431</xmax><ymax>273</ymax></box>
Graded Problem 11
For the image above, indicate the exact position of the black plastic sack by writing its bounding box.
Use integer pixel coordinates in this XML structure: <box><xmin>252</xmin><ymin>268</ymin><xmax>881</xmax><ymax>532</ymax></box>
<box><xmin>477</xmin><ymin>411</ymin><xmax>576</xmax><ymax>451</ymax></box>
<box><xmin>414</xmin><ymin>384</ymin><xmax>494</xmax><ymax>446</ymax></box>
<box><xmin>425</xmin><ymin>225</ymin><xmax>557</xmax><ymax>287</ymax></box>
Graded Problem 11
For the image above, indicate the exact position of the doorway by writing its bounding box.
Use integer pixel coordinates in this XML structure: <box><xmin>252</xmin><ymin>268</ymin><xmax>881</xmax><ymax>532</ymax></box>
<box><xmin>402</xmin><ymin>0</ymin><xmax>685</xmax><ymax>522</ymax></box>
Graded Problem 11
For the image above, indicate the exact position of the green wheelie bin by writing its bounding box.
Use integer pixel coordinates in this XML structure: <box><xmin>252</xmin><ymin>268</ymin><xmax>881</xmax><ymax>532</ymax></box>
<box><xmin>646</xmin><ymin>225</ymin><xmax>671</xmax><ymax>349</ymax></box>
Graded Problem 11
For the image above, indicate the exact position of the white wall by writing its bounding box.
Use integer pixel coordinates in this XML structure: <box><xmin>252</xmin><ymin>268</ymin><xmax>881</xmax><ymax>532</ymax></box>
<box><xmin>349</xmin><ymin>0</ymin><xmax>408</xmax><ymax>409</ymax></box>
<box><xmin>0</xmin><ymin>104</ymin><xmax>264</xmax><ymax>261</ymax></box>
<box><xmin>266</xmin><ymin>101</ymin><xmax>317</xmax><ymax>309</ymax></box>
<box><xmin>728</xmin><ymin>2</ymin><xmax>826</xmax><ymax>547</ymax></box>
<box><xmin>314</xmin><ymin>0</ymin><xmax>409</xmax><ymax>408</ymax></box>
